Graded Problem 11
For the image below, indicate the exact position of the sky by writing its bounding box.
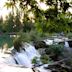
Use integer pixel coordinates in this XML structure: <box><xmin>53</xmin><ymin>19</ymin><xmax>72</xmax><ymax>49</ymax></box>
<box><xmin>0</xmin><ymin>0</ymin><xmax>72</xmax><ymax>20</ymax></box>
<box><xmin>0</xmin><ymin>0</ymin><xmax>12</xmax><ymax>19</ymax></box>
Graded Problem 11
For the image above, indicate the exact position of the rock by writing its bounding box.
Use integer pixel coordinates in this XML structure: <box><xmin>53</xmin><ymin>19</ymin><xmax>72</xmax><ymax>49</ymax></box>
<box><xmin>33</xmin><ymin>41</ymin><xmax>48</xmax><ymax>49</ymax></box>
<box><xmin>68</xmin><ymin>40</ymin><xmax>72</xmax><ymax>48</ymax></box>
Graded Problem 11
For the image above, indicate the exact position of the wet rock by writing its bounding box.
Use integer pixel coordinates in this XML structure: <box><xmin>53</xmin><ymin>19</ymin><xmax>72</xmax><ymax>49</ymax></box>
<box><xmin>68</xmin><ymin>40</ymin><xmax>72</xmax><ymax>48</ymax></box>
<box><xmin>33</xmin><ymin>41</ymin><xmax>49</xmax><ymax>49</ymax></box>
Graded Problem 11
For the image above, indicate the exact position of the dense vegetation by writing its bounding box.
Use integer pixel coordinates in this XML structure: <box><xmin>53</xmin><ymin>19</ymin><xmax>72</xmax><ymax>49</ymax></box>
<box><xmin>0</xmin><ymin>0</ymin><xmax>72</xmax><ymax>33</ymax></box>
<box><xmin>0</xmin><ymin>1</ymin><xmax>72</xmax><ymax>71</ymax></box>
<box><xmin>0</xmin><ymin>0</ymin><xmax>72</xmax><ymax>47</ymax></box>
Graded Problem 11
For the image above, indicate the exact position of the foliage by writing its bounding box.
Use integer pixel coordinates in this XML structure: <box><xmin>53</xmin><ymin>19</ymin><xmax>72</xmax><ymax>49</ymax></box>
<box><xmin>32</xmin><ymin>55</ymin><xmax>53</xmax><ymax>64</ymax></box>
<box><xmin>1</xmin><ymin>13</ymin><xmax>23</xmax><ymax>32</ymax></box>
<box><xmin>17</xmin><ymin>30</ymin><xmax>44</xmax><ymax>42</ymax></box>
<box><xmin>40</xmin><ymin>54</ymin><xmax>53</xmax><ymax>64</ymax></box>
<box><xmin>2</xmin><ymin>13</ymin><xmax>14</xmax><ymax>32</ymax></box>
<box><xmin>13</xmin><ymin>37</ymin><xmax>22</xmax><ymax>52</ymax></box>
<box><xmin>0</xmin><ymin>17</ymin><xmax>3</xmax><ymax>32</ymax></box>
<box><xmin>3</xmin><ymin>0</ymin><xmax>72</xmax><ymax>33</ymax></box>
<box><xmin>66</xmin><ymin>32</ymin><xmax>72</xmax><ymax>39</ymax></box>
<box><xmin>45</xmin><ymin>44</ymin><xmax>64</xmax><ymax>60</ymax></box>
<box><xmin>0</xmin><ymin>33</ymin><xmax>13</xmax><ymax>48</ymax></box>
<box><xmin>14</xmin><ymin>13</ymin><xmax>22</xmax><ymax>32</ymax></box>
<box><xmin>32</xmin><ymin>57</ymin><xmax>38</xmax><ymax>64</ymax></box>
<box><xmin>23</xmin><ymin>21</ymin><xmax>35</xmax><ymax>32</ymax></box>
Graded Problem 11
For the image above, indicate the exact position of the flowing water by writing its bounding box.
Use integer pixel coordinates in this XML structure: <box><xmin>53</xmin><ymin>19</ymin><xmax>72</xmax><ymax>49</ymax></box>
<box><xmin>0</xmin><ymin>43</ymin><xmax>51</xmax><ymax>72</ymax></box>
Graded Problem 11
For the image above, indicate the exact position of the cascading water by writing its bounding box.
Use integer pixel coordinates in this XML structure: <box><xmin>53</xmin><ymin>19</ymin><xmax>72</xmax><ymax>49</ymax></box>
<box><xmin>6</xmin><ymin>43</ymin><xmax>41</xmax><ymax>67</ymax></box>
<box><xmin>1</xmin><ymin>42</ymin><xmax>50</xmax><ymax>72</ymax></box>
<box><xmin>43</xmin><ymin>39</ymin><xmax>53</xmax><ymax>45</ymax></box>
<box><xmin>64</xmin><ymin>41</ymin><xmax>69</xmax><ymax>48</ymax></box>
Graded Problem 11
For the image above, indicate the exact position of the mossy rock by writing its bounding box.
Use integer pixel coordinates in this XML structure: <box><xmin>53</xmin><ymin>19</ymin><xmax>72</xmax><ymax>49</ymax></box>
<box><xmin>33</xmin><ymin>41</ymin><xmax>49</xmax><ymax>49</ymax></box>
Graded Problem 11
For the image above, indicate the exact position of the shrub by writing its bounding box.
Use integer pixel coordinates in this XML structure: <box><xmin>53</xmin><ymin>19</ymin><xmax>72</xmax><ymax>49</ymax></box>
<box><xmin>32</xmin><ymin>57</ymin><xmax>38</xmax><ymax>64</ymax></box>
<box><xmin>13</xmin><ymin>37</ymin><xmax>22</xmax><ymax>52</ymax></box>
<box><xmin>17</xmin><ymin>30</ymin><xmax>44</xmax><ymax>42</ymax></box>
<box><xmin>0</xmin><ymin>33</ymin><xmax>13</xmax><ymax>48</ymax></box>
<box><xmin>45</xmin><ymin>44</ymin><xmax>64</xmax><ymax>61</ymax></box>
<box><xmin>40</xmin><ymin>54</ymin><xmax>53</xmax><ymax>64</ymax></box>
<box><xmin>66</xmin><ymin>32</ymin><xmax>72</xmax><ymax>39</ymax></box>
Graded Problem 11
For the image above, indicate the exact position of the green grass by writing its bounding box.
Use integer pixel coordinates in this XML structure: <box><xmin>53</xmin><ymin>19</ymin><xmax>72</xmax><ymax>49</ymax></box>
<box><xmin>0</xmin><ymin>34</ymin><xmax>13</xmax><ymax>48</ymax></box>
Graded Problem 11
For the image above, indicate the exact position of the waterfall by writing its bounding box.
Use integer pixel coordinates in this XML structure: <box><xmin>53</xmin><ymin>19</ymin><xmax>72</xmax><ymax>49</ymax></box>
<box><xmin>6</xmin><ymin>43</ymin><xmax>41</xmax><ymax>67</ymax></box>
<box><xmin>4</xmin><ymin>42</ymin><xmax>51</xmax><ymax>72</ymax></box>
<box><xmin>43</xmin><ymin>39</ymin><xmax>53</xmax><ymax>45</ymax></box>
<box><xmin>23</xmin><ymin>42</ymin><xmax>41</xmax><ymax>60</ymax></box>
<box><xmin>64</xmin><ymin>41</ymin><xmax>69</xmax><ymax>48</ymax></box>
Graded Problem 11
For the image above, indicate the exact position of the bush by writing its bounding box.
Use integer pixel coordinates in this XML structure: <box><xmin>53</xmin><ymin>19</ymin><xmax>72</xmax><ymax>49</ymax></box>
<box><xmin>17</xmin><ymin>30</ymin><xmax>44</xmax><ymax>42</ymax></box>
<box><xmin>66</xmin><ymin>32</ymin><xmax>72</xmax><ymax>39</ymax></box>
<box><xmin>40</xmin><ymin>54</ymin><xmax>53</xmax><ymax>64</ymax></box>
<box><xmin>45</xmin><ymin>44</ymin><xmax>64</xmax><ymax>61</ymax></box>
<box><xmin>32</xmin><ymin>57</ymin><xmax>38</xmax><ymax>64</ymax></box>
<box><xmin>13</xmin><ymin>37</ymin><xmax>22</xmax><ymax>52</ymax></box>
<box><xmin>0</xmin><ymin>33</ymin><xmax>13</xmax><ymax>48</ymax></box>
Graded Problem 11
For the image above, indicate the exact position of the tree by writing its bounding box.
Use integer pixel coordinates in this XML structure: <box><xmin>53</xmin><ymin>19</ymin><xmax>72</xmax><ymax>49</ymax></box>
<box><xmin>2</xmin><ymin>13</ymin><xmax>14</xmax><ymax>32</ymax></box>
<box><xmin>0</xmin><ymin>17</ymin><xmax>3</xmax><ymax>32</ymax></box>
<box><xmin>5</xmin><ymin>0</ymin><xmax>72</xmax><ymax>33</ymax></box>
<box><xmin>13</xmin><ymin>12</ymin><xmax>22</xmax><ymax>32</ymax></box>
<box><xmin>4</xmin><ymin>0</ymin><xmax>18</xmax><ymax>15</ymax></box>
